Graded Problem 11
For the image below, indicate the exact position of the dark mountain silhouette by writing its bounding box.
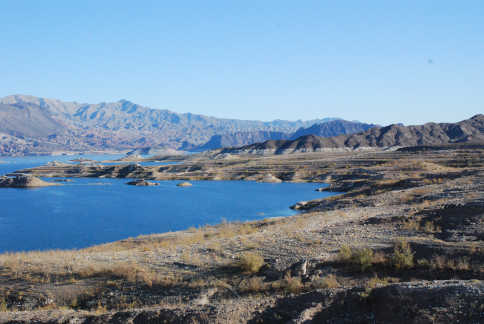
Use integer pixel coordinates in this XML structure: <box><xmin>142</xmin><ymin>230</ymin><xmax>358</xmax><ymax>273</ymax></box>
<box><xmin>220</xmin><ymin>115</ymin><xmax>484</xmax><ymax>154</ymax></box>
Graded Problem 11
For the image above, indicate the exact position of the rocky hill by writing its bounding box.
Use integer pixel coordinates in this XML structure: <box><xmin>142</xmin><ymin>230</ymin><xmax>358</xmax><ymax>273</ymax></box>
<box><xmin>0</xmin><ymin>95</ymin><xmax>330</xmax><ymax>156</ymax></box>
<box><xmin>220</xmin><ymin>114</ymin><xmax>484</xmax><ymax>154</ymax></box>
<box><xmin>187</xmin><ymin>119</ymin><xmax>376</xmax><ymax>151</ymax></box>
<box><xmin>289</xmin><ymin>119</ymin><xmax>377</xmax><ymax>140</ymax></box>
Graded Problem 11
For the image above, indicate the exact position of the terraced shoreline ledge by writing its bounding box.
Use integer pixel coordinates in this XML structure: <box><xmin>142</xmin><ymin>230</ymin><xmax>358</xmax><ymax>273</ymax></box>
<box><xmin>0</xmin><ymin>147</ymin><xmax>483</xmax><ymax>323</ymax></box>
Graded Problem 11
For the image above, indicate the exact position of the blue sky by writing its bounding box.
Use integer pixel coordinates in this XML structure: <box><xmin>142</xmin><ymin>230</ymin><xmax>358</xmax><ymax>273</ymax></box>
<box><xmin>0</xmin><ymin>1</ymin><xmax>482</xmax><ymax>125</ymax></box>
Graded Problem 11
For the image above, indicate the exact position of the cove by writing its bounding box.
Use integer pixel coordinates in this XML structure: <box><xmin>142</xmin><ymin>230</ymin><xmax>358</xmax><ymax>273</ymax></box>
<box><xmin>0</xmin><ymin>156</ymin><xmax>334</xmax><ymax>252</ymax></box>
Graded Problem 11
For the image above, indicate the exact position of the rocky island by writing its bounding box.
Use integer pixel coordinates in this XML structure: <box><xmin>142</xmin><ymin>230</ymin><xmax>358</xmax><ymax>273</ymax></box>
<box><xmin>0</xmin><ymin>174</ymin><xmax>59</xmax><ymax>188</ymax></box>
<box><xmin>126</xmin><ymin>179</ymin><xmax>160</xmax><ymax>186</ymax></box>
<box><xmin>176</xmin><ymin>181</ymin><xmax>193</xmax><ymax>187</ymax></box>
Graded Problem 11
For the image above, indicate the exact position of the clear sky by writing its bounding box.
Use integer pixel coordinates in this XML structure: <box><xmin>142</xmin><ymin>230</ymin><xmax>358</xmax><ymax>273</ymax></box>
<box><xmin>0</xmin><ymin>1</ymin><xmax>482</xmax><ymax>125</ymax></box>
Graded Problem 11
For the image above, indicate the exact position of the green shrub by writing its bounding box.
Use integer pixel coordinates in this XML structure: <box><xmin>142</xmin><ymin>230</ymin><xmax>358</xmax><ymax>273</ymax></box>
<box><xmin>338</xmin><ymin>245</ymin><xmax>375</xmax><ymax>272</ymax></box>
<box><xmin>338</xmin><ymin>245</ymin><xmax>352</xmax><ymax>262</ymax></box>
<box><xmin>353</xmin><ymin>248</ymin><xmax>374</xmax><ymax>272</ymax></box>
<box><xmin>392</xmin><ymin>240</ymin><xmax>414</xmax><ymax>269</ymax></box>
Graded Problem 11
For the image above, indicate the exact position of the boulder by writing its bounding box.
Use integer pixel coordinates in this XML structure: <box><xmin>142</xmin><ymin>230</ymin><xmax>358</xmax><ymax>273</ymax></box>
<box><xmin>260</xmin><ymin>173</ymin><xmax>282</xmax><ymax>183</ymax></box>
<box><xmin>290</xmin><ymin>201</ymin><xmax>309</xmax><ymax>210</ymax></box>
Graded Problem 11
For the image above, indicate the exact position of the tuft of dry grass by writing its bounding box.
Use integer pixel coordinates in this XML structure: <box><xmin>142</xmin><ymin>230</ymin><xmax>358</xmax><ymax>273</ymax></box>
<box><xmin>239</xmin><ymin>277</ymin><xmax>267</xmax><ymax>293</ymax></box>
<box><xmin>366</xmin><ymin>275</ymin><xmax>399</xmax><ymax>288</ymax></box>
<box><xmin>311</xmin><ymin>274</ymin><xmax>339</xmax><ymax>289</ymax></box>
<box><xmin>280</xmin><ymin>274</ymin><xmax>303</xmax><ymax>294</ymax></box>
<box><xmin>237</xmin><ymin>252</ymin><xmax>265</xmax><ymax>274</ymax></box>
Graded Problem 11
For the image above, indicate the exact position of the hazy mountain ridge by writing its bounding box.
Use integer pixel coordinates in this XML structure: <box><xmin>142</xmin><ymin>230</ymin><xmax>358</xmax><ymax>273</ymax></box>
<box><xmin>0</xmin><ymin>95</ymin><xmax>334</xmax><ymax>156</ymax></box>
<box><xmin>181</xmin><ymin>131</ymin><xmax>291</xmax><ymax>151</ymax></box>
<box><xmin>188</xmin><ymin>119</ymin><xmax>377</xmax><ymax>151</ymax></box>
<box><xmin>290</xmin><ymin>119</ymin><xmax>377</xmax><ymax>140</ymax></box>
<box><xmin>220</xmin><ymin>114</ymin><xmax>484</xmax><ymax>154</ymax></box>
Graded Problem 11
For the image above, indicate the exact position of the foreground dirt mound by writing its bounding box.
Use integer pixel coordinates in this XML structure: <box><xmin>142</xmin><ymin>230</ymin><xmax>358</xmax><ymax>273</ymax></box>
<box><xmin>250</xmin><ymin>280</ymin><xmax>484</xmax><ymax>324</ymax></box>
<box><xmin>1</xmin><ymin>281</ymin><xmax>481</xmax><ymax>324</ymax></box>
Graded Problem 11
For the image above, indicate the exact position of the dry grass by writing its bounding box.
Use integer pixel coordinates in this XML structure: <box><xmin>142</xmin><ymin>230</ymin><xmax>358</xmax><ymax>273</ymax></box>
<box><xmin>366</xmin><ymin>275</ymin><xmax>399</xmax><ymax>288</ymax></box>
<box><xmin>417</xmin><ymin>255</ymin><xmax>474</xmax><ymax>272</ymax></box>
<box><xmin>239</xmin><ymin>277</ymin><xmax>267</xmax><ymax>293</ymax></box>
<box><xmin>337</xmin><ymin>241</ymin><xmax>414</xmax><ymax>272</ymax></box>
<box><xmin>237</xmin><ymin>252</ymin><xmax>265</xmax><ymax>274</ymax></box>
<box><xmin>311</xmin><ymin>274</ymin><xmax>339</xmax><ymax>289</ymax></box>
<box><xmin>0</xmin><ymin>218</ymin><xmax>266</xmax><ymax>285</ymax></box>
<box><xmin>402</xmin><ymin>218</ymin><xmax>441</xmax><ymax>234</ymax></box>
<box><xmin>279</xmin><ymin>274</ymin><xmax>303</xmax><ymax>294</ymax></box>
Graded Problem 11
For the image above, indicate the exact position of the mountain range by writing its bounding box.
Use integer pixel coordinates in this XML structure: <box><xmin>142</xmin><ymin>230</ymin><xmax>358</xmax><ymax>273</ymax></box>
<box><xmin>220</xmin><ymin>114</ymin><xmax>484</xmax><ymax>154</ymax></box>
<box><xmin>0</xmin><ymin>95</ymin><xmax>373</xmax><ymax>156</ymax></box>
<box><xmin>183</xmin><ymin>119</ymin><xmax>377</xmax><ymax>151</ymax></box>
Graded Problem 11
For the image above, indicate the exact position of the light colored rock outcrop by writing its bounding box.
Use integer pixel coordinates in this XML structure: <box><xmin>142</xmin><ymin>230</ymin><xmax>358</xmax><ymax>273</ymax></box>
<box><xmin>260</xmin><ymin>173</ymin><xmax>282</xmax><ymax>183</ymax></box>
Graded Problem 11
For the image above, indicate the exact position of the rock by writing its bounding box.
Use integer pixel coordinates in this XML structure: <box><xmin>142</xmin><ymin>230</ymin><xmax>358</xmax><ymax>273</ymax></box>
<box><xmin>0</xmin><ymin>175</ymin><xmax>58</xmax><ymax>188</ymax></box>
<box><xmin>286</xmin><ymin>259</ymin><xmax>311</xmax><ymax>278</ymax></box>
<box><xmin>177</xmin><ymin>181</ymin><xmax>193</xmax><ymax>187</ymax></box>
<box><xmin>126</xmin><ymin>179</ymin><xmax>159</xmax><ymax>186</ymax></box>
<box><xmin>260</xmin><ymin>173</ymin><xmax>282</xmax><ymax>183</ymax></box>
<box><xmin>258</xmin><ymin>264</ymin><xmax>283</xmax><ymax>281</ymax></box>
<box><xmin>290</xmin><ymin>201</ymin><xmax>309</xmax><ymax>210</ymax></box>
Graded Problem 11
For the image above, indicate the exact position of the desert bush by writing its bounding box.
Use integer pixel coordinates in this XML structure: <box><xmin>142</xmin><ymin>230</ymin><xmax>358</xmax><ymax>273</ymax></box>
<box><xmin>366</xmin><ymin>275</ymin><xmax>391</xmax><ymax>288</ymax></box>
<box><xmin>392</xmin><ymin>240</ymin><xmax>414</xmax><ymax>269</ymax></box>
<box><xmin>423</xmin><ymin>221</ymin><xmax>441</xmax><ymax>233</ymax></box>
<box><xmin>281</xmin><ymin>274</ymin><xmax>303</xmax><ymax>294</ymax></box>
<box><xmin>312</xmin><ymin>274</ymin><xmax>339</xmax><ymax>289</ymax></box>
<box><xmin>353</xmin><ymin>248</ymin><xmax>374</xmax><ymax>272</ymax></box>
<box><xmin>337</xmin><ymin>244</ymin><xmax>352</xmax><ymax>262</ymax></box>
<box><xmin>428</xmin><ymin>255</ymin><xmax>471</xmax><ymax>271</ymax></box>
<box><xmin>337</xmin><ymin>245</ymin><xmax>375</xmax><ymax>272</ymax></box>
<box><xmin>0</xmin><ymin>297</ymin><xmax>7</xmax><ymax>312</ymax></box>
<box><xmin>238</xmin><ymin>252</ymin><xmax>265</xmax><ymax>273</ymax></box>
<box><xmin>239</xmin><ymin>277</ymin><xmax>266</xmax><ymax>293</ymax></box>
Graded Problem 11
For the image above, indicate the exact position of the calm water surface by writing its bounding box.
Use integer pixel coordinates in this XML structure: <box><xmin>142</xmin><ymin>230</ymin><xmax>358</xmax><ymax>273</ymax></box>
<box><xmin>0</xmin><ymin>155</ymin><xmax>333</xmax><ymax>252</ymax></box>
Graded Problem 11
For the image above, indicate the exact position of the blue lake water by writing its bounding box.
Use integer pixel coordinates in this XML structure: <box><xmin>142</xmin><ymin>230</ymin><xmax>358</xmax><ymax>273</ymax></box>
<box><xmin>0</xmin><ymin>156</ymin><xmax>332</xmax><ymax>252</ymax></box>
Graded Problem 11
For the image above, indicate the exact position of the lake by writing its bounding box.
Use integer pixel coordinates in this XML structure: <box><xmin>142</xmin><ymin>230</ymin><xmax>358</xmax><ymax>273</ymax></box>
<box><xmin>0</xmin><ymin>155</ymin><xmax>333</xmax><ymax>252</ymax></box>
